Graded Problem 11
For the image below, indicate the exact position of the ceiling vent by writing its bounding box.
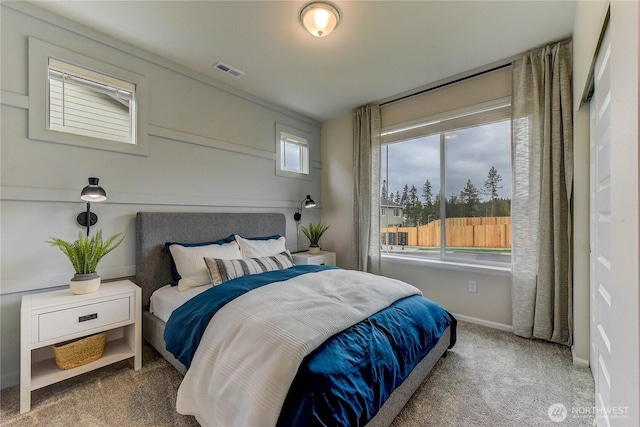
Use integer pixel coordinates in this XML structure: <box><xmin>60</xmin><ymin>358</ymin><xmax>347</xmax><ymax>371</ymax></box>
<box><xmin>213</xmin><ymin>61</ymin><xmax>245</xmax><ymax>78</ymax></box>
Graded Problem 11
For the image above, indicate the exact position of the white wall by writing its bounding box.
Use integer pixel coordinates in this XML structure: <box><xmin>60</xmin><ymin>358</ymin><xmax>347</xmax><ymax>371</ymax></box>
<box><xmin>0</xmin><ymin>3</ymin><xmax>322</xmax><ymax>388</ymax></box>
<box><xmin>321</xmin><ymin>113</ymin><xmax>354</xmax><ymax>268</ymax></box>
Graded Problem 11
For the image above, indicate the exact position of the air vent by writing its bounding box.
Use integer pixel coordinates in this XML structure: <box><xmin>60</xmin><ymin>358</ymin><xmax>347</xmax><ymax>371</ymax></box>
<box><xmin>213</xmin><ymin>61</ymin><xmax>245</xmax><ymax>78</ymax></box>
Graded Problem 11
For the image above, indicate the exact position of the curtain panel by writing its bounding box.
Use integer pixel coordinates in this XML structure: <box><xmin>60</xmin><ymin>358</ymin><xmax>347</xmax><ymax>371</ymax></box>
<box><xmin>511</xmin><ymin>40</ymin><xmax>573</xmax><ymax>344</ymax></box>
<box><xmin>352</xmin><ymin>105</ymin><xmax>381</xmax><ymax>274</ymax></box>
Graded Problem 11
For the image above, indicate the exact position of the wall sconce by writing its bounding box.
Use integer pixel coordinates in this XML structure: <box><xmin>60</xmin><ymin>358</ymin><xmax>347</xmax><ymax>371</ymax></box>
<box><xmin>294</xmin><ymin>195</ymin><xmax>316</xmax><ymax>222</ymax></box>
<box><xmin>300</xmin><ymin>2</ymin><xmax>341</xmax><ymax>37</ymax></box>
<box><xmin>76</xmin><ymin>177</ymin><xmax>107</xmax><ymax>236</ymax></box>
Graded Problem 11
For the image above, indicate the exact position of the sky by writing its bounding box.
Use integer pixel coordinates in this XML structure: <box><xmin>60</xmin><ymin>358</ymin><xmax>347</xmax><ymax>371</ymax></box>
<box><xmin>381</xmin><ymin>120</ymin><xmax>512</xmax><ymax>202</ymax></box>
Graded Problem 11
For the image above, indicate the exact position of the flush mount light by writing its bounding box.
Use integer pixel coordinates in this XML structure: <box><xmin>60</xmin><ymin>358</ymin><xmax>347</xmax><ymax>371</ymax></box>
<box><xmin>300</xmin><ymin>2</ymin><xmax>341</xmax><ymax>38</ymax></box>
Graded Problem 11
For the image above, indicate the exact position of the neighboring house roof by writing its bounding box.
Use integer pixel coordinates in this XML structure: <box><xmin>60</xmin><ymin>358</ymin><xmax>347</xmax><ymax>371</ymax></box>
<box><xmin>381</xmin><ymin>198</ymin><xmax>405</xmax><ymax>209</ymax></box>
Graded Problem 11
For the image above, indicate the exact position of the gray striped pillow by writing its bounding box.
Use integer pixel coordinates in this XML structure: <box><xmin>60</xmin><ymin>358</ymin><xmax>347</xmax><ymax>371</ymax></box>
<box><xmin>204</xmin><ymin>251</ymin><xmax>294</xmax><ymax>285</ymax></box>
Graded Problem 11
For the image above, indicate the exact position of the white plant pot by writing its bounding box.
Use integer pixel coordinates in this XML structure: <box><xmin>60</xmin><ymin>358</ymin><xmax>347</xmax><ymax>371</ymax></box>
<box><xmin>308</xmin><ymin>246</ymin><xmax>321</xmax><ymax>254</ymax></box>
<box><xmin>70</xmin><ymin>273</ymin><xmax>101</xmax><ymax>295</ymax></box>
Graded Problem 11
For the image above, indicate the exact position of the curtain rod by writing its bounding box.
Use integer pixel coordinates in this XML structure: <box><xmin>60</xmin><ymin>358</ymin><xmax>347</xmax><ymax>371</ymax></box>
<box><xmin>378</xmin><ymin>37</ymin><xmax>571</xmax><ymax>108</ymax></box>
<box><xmin>379</xmin><ymin>62</ymin><xmax>511</xmax><ymax>107</ymax></box>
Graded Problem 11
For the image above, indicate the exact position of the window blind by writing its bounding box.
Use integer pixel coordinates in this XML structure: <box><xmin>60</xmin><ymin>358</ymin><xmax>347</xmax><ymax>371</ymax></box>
<box><xmin>381</xmin><ymin>98</ymin><xmax>511</xmax><ymax>145</ymax></box>
<box><xmin>48</xmin><ymin>58</ymin><xmax>135</xmax><ymax>144</ymax></box>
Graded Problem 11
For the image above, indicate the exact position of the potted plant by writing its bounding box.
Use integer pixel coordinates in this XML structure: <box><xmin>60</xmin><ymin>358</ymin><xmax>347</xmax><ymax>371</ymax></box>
<box><xmin>47</xmin><ymin>230</ymin><xmax>125</xmax><ymax>295</ymax></box>
<box><xmin>300</xmin><ymin>222</ymin><xmax>330</xmax><ymax>254</ymax></box>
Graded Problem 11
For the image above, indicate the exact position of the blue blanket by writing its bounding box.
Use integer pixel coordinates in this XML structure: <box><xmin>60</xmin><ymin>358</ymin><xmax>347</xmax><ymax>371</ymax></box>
<box><xmin>277</xmin><ymin>294</ymin><xmax>455</xmax><ymax>426</ymax></box>
<box><xmin>165</xmin><ymin>265</ymin><xmax>456</xmax><ymax>426</ymax></box>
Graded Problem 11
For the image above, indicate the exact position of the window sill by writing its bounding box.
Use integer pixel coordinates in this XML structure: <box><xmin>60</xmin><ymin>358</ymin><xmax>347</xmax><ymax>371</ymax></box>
<box><xmin>381</xmin><ymin>253</ymin><xmax>512</xmax><ymax>277</ymax></box>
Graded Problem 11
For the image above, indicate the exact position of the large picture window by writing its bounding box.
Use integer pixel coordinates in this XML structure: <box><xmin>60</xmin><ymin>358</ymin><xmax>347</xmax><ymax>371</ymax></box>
<box><xmin>380</xmin><ymin>99</ymin><xmax>512</xmax><ymax>268</ymax></box>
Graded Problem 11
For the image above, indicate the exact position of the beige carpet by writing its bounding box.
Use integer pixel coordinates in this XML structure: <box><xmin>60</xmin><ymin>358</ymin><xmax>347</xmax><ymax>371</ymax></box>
<box><xmin>1</xmin><ymin>321</ymin><xmax>594</xmax><ymax>426</ymax></box>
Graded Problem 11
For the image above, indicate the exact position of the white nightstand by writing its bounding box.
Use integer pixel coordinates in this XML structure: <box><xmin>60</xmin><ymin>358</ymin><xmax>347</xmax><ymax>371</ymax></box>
<box><xmin>291</xmin><ymin>250</ymin><xmax>336</xmax><ymax>266</ymax></box>
<box><xmin>20</xmin><ymin>280</ymin><xmax>141</xmax><ymax>413</ymax></box>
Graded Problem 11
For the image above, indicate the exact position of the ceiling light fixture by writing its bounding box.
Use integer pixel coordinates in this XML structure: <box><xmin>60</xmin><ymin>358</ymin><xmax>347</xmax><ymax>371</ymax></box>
<box><xmin>300</xmin><ymin>2</ymin><xmax>341</xmax><ymax>38</ymax></box>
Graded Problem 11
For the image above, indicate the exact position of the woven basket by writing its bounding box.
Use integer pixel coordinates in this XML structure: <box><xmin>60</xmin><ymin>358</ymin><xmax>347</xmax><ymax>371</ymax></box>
<box><xmin>52</xmin><ymin>331</ymin><xmax>107</xmax><ymax>370</ymax></box>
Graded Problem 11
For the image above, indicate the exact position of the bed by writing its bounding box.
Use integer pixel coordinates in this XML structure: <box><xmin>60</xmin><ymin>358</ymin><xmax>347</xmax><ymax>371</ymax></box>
<box><xmin>136</xmin><ymin>211</ymin><xmax>456</xmax><ymax>427</ymax></box>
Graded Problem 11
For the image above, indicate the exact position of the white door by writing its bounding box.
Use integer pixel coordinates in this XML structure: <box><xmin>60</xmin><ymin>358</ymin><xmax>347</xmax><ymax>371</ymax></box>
<box><xmin>589</xmin><ymin>25</ymin><xmax>612</xmax><ymax>427</ymax></box>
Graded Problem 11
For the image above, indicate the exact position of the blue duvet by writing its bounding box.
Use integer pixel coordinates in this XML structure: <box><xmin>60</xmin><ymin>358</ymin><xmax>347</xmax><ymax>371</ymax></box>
<box><xmin>165</xmin><ymin>265</ymin><xmax>456</xmax><ymax>426</ymax></box>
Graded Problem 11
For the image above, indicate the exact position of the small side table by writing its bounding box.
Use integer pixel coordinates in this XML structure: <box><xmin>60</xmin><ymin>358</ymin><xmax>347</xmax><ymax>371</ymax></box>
<box><xmin>20</xmin><ymin>280</ymin><xmax>141</xmax><ymax>413</ymax></box>
<box><xmin>291</xmin><ymin>250</ymin><xmax>336</xmax><ymax>266</ymax></box>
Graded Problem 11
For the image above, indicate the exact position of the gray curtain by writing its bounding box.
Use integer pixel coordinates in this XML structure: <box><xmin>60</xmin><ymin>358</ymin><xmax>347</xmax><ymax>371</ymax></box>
<box><xmin>511</xmin><ymin>40</ymin><xmax>573</xmax><ymax>344</ymax></box>
<box><xmin>352</xmin><ymin>105</ymin><xmax>381</xmax><ymax>274</ymax></box>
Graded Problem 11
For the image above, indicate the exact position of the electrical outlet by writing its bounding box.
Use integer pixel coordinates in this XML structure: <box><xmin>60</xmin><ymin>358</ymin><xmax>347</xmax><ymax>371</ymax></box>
<box><xmin>468</xmin><ymin>280</ymin><xmax>477</xmax><ymax>292</ymax></box>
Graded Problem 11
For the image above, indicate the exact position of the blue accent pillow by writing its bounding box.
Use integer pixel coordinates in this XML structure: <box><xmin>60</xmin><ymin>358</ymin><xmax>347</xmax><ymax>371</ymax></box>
<box><xmin>222</xmin><ymin>234</ymin><xmax>281</xmax><ymax>242</ymax></box>
<box><xmin>246</xmin><ymin>234</ymin><xmax>281</xmax><ymax>241</ymax></box>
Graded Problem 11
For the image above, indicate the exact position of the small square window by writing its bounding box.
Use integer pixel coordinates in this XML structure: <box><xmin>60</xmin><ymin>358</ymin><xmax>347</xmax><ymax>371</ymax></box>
<box><xmin>275</xmin><ymin>123</ymin><xmax>311</xmax><ymax>179</ymax></box>
<box><xmin>280</xmin><ymin>132</ymin><xmax>308</xmax><ymax>174</ymax></box>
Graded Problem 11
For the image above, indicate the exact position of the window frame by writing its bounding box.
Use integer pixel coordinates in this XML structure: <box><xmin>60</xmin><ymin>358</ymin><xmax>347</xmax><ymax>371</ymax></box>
<box><xmin>275</xmin><ymin>122</ymin><xmax>311</xmax><ymax>180</ymax></box>
<box><xmin>28</xmin><ymin>37</ymin><xmax>149</xmax><ymax>156</ymax></box>
<box><xmin>380</xmin><ymin>97</ymin><xmax>512</xmax><ymax>270</ymax></box>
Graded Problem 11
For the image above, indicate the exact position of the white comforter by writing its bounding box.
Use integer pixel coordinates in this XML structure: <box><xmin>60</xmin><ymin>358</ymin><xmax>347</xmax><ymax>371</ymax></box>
<box><xmin>175</xmin><ymin>268</ymin><xmax>421</xmax><ymax>427</ymax></box>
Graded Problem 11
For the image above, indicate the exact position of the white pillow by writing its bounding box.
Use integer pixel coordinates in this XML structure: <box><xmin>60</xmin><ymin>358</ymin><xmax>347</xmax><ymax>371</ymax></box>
<box><xmin>168</xmin><ymin>242</ymin><xmax>242</xmax><ymax>291</ymax></box>
<box><xmin>204</xmin><ymin>251</ymin><xmax>294</xmax><ymax>285</ymax></box>
<box><xmin>234</xmin><ymin>235</ymin><xmax>287</xmax><ymax>258</ymax></box>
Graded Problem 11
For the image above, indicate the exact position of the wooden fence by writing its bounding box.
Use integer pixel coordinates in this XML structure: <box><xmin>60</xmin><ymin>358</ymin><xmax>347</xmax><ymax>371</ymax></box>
<box><xmin>382</xmin><ymin>216</ymin><xmax>511</xmax><ymax>248</ymax></box>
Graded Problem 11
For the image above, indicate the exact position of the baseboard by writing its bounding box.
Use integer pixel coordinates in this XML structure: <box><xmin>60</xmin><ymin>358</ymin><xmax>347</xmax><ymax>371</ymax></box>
<box><xmin>571</xmin><ymin>345</ymin><xmax>590</xmax><ymax>368</ymax></box>
<box><xmin>450</xmin><ymin>313</ymin><xmax>513</xmax><ymax>332</ymax></box>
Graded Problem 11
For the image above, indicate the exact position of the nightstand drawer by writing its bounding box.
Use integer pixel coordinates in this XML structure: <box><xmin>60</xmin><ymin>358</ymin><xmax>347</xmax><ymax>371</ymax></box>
<box><xmin>291</xmin><ymin>251</ymin><xmax>336</xmax><ymax>266</ymax></box>
<box><xmin>304</xmin><ymin>254</ymin><xmax>334</xmax><ymax>265</ymax></box>
<box><xmin>38</xmin><ymin>297</ymin><xmax>131</xmax><ymax>343</ymax></box>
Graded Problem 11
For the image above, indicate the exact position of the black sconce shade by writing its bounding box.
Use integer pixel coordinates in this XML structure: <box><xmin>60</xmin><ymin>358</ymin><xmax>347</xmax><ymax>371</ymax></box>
<box><xmin>77</xmin><ymin>177</ymin><xmax>107</xmax><ymax>236</ymax></box>
<box><xmin>294</xmin><ymin>194</ymin><xmax>316</xmax><ymax>222</ymax></box>
<box><xmin>80</xmin><ymin>177</ymin><xmax>107</xmax><ymax>202</ymax></box>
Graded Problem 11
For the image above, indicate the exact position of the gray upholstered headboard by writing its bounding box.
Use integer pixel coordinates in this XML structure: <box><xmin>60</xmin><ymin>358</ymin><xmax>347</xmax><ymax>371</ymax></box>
<box><xmin>135</xmin><ymin>212</ymin><xmax>286</xmax><ymax>308</ymax></box>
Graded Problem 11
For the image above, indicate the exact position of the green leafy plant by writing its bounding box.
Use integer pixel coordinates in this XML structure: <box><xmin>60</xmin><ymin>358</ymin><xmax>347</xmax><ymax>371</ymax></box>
<box><xmin>300</xmin><ymin>222</ymin><xmax>330</xmax><ymax>247</ymax></box>
<box><xmin>47</xmin><ymin>230</ymin><xmax>125</xmax><ymax>274</ymax></box>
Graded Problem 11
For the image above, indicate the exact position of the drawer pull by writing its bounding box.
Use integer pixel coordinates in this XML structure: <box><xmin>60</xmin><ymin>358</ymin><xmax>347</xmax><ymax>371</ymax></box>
<box><xmin>320</xmin><ymin>263</ymin><xmax>325</xmax><ymax>265</ymax></box>
<box><xmin>79</xmin><ymin>313</ymin><xmax>98</xmax><ymax>322</ymax></box>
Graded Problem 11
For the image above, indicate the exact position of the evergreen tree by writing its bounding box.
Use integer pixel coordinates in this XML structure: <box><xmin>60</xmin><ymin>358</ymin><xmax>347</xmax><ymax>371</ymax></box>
<box><xmin>381</xmin><ymin>180</ymin><xmax>388</xmax><ymax>200</ymax></box>
<box><xmin>484</xmin><ymin>166</ymin><xmax>503</xmax><ymax>216</ymax></box>
<box><xmin>460</xmin><ymin>179</ymin><xmax>481</xmax><ymax>217</ymax></box>
<box><xmin>460</xmin><ymin>179</ymin><xmax>481</xmax><ymax>205</ymax></box>
<box><xmin>400</xmin><ymin>184</ymin><xmax>409</xmax><ymax>206</ymax></box>
<box><xmin>422</xmin><ymin>179</ymin><xmax>433</xmax><ymax>207</ymax></box>
<box><xmin>407</xmin><ymin>185</ymin><xmax>420</xmax><ymax>225</ymax></box>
